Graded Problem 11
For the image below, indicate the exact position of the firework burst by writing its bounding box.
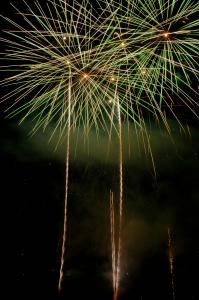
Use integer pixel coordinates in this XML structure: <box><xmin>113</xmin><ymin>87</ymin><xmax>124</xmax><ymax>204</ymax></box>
<box><xmin>1</xmin><ymin>0</ymin><xmax>132</xmax><ymax>140</ymax></box>
<box><xmin>1</xmin><ymin>0</ymin><xmax>198</xmax><ymax>297</ymax></box>
<box><xmin>0</xmin><ymin>0</ymin><xmax>132</xmax><ymax>291</ymax></box>
<box><xmin>103</xmin><ymin>0</ymin><xmax>199</xmax><ymax>128</ymax></box>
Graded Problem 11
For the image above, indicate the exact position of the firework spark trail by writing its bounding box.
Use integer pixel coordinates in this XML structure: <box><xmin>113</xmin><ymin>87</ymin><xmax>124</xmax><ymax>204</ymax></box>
<box><xmin>58</xmin><ymin>68</ymin><xmax>72</xmax><ymax>291</ymax></box>
<box><xmin>115</xmin><ymin>97</ymin><xmax>123</xmax><ymax>300</ymax></box>
<box><xmin>168</xmin><ymin>227</ymin><xmax>175</xmax><ymax>300</ymax></box>
<box><xmin>110</xmin><ymin>190</ymin><xmax>116</xmax><ymax>300</ymax></box>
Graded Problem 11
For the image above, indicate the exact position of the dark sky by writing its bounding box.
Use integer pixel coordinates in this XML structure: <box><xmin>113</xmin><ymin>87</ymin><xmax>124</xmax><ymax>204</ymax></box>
<box><xmin>1</xmin><ymin>116</ymin><xmax>199</xmax><ymax>300</ymax></box>
<box><xmin>1</xmin><ymin>1</ymin><xmax>199</xmax><ymax>300</ymax></box>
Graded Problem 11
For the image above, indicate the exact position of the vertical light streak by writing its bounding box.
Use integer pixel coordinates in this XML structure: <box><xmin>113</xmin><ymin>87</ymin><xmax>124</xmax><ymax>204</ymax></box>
<box><xmin>58</xmin><ymin>69</ymin><xmax>72</xmax><ymax>291</ymax></box>
<box><xmin>115</xmin><ymin>96</ymin><xmax>123</xmax><ymax>300</ymax></box>
<box><xmin>110</xmin><ymin>190</ymin><xmax>116</xmax><ymax>300</ymax></box>
<box><xmin>168</xmin><ymin>227</ymin><xmax>175</xmax><ymax>300</ymax></box>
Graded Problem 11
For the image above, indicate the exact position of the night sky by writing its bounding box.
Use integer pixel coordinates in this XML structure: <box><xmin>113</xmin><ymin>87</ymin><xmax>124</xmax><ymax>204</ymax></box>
<box><xmin>1</xmin><ymin>116</ymin><xmax>199</xmax><ymax>300</ymax></box>
<box><xmin>1</xmin><ymin>1</ymin><xmax>199</xmax><ymax>300</ymax></box>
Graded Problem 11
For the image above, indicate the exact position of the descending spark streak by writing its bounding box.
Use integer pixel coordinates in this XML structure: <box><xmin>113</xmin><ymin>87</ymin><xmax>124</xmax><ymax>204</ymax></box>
<box><xmin>168</xmin><ymin>227</ymin><xmax>175</xmax><ymax>300</ymax></box>
<box><xmin>58</xmin><ymin>69</ymin><xmax>72</xmax><ymax>291</ymax></box>
<box><xmin>115</xmin><ymin>97</ymin><xmax>123</xmax><ymax>300</ymax></box>
<box><xmin>110</xmin><ymin>190</ymin><xmax>116</xmax><ymax>300</ymax></box>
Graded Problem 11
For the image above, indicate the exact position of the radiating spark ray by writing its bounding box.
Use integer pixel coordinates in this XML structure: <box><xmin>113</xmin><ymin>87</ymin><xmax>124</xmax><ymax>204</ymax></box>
<box><xmin>58</xmin><ymin>67</ymin><xmax>72</xmax><ymax>292</ymax></box>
